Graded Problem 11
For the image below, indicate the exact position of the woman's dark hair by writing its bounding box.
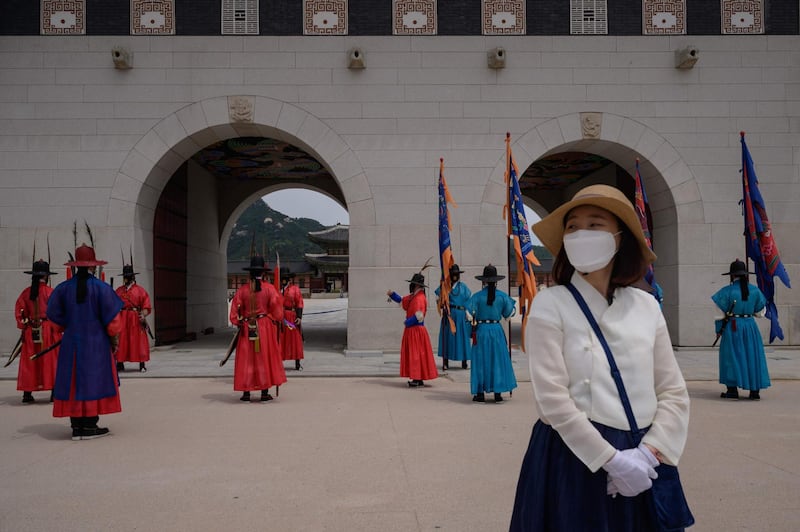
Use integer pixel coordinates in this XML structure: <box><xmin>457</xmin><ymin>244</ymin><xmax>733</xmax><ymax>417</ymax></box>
<box><xmin>249</xmin><ymin>271</ymin><xmax>261</xmax><ymax>292</ymax></box>
<box><xmin>552</xmin><ymin>212</ymin><xmax>648</xmax><ymax>292</ymax></box>
<box><xmin>736</xmin><ymin>276</ymin><xmax>750</xmax><ymax>301</ymax></box>
<box><xmin>29</xmin><ymin>275</ymin><xmax>43</xmax><ymax>300</ymax></box>
<box><xmin>76</xmin><ymin>268</ymin><xmax>90</xmax><ymax>303</ymax></box>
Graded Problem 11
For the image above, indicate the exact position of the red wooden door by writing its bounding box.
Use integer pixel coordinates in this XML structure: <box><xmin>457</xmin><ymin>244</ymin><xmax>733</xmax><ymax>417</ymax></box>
<box><xmin>153</xmin><ymin>163</ymin><xmax>188</xmax><ymax>344</ymax></box>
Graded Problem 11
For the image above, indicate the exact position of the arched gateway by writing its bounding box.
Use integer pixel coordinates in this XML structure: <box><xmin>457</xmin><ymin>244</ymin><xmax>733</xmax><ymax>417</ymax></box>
<box><xmin>488</xmin><ymin>113</ymin><xmax>701</xmax><ymax>343</ymax></box>
<box><xmin>107</xmin><ymin>96</ymin><xmax>373</xmax><ymax>346</ymax></box>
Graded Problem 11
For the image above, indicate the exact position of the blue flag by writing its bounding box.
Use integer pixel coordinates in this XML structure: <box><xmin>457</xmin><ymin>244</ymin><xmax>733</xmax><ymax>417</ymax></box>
<box><xmin>437</xmin><ymin>159</ymin><xmax>456</xmax><ymax>332</ymax></box>
<box><xmin>740</xmin><ymin>132</ymin><xmax>791</xmax><ymax>342</ymax></box>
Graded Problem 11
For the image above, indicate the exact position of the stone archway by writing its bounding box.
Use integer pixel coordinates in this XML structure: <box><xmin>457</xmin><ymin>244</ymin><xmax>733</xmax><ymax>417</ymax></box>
<box><xmin>106</xmin><ymin>96</ymin><xmax>374</xmax><ymax>342</ymax></box>
<box><xmin>485</xmin><ymin>113</ymin><xmax>703</xmax><ymax>345</ymax></box>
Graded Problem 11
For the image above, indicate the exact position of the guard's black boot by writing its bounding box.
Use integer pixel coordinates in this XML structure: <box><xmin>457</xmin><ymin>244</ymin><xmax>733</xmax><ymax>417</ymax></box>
<box><xmin>720</xmin><ymin>386</ymin><xmax>739</xmax><ymax>399</ymax></box>
<box><xmin>22</xmin><ymin>392</ymin><xmax>34</xmax><ymax>404</ymax></box>
<box><xmin>461</xmin><ymin>360</ymin><xmax>468</xmax><ymax>370</ymax></box>
<box><xmin>240</xmin><ymin>391</ymin><xmax>251</xmax><ymax>402</ymax></box>
<box><xmin>260</xmin><ymin>389</ymin><xmax>273</xmax><ymax>402</ymax></box>
<box><xmin>49</xmin><ymin>391</ymin><xmax>54</xmax><ymax>403</ymax></box>
<box><xmin>116</xmin><ymin>362</ymin><xmax>125</xmax><ymax>372</ymax></box>
<box><xmin>295</xmin><ymin>360</ymin><xmax>302</xmax><ymax>371</ymax></box>
<box><xmin>748</xmin><ymin>390</ymin><xmax>760</xmax><ymax>401</ymax></box>
<box><xmin>442</xmin><ymin>357</ymin><xmax>449</xmax><ymax>371</ymax></box>
<box><xmin>473</xmin><ymin>393</ymin><xmax>485</xmax><ymax>403</ymax></box>
<box><xmin>494</xmin><ymin>393</ymin><xmax>503</xmax><ymax>403</ymax></box>
<box><xmin>139</xmin><ymin>362</ymin><xmax>147</xmax><ymax>373</ymax></box>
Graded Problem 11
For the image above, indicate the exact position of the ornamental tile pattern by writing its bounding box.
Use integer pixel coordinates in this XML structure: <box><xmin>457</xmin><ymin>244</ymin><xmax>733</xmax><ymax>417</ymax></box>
<box><xmin>642</xmin><ymin>0</ymin><xmax>685</xmax><ymax>35</ymax></box>
<box><xmin>721</xmin><ymin>0</ymin><xmax>763</xmax><ymax>34</ymax></box>
<box><xmin>393</xmin><ymin>0</ymin><xmax>436</xmax><ymax>35</ymax></box>
<box><xmin>482</xmin><ymin>0</ymin><xmax>525</xmax><ymax>35</ymax></box>
<box><xmin>131</xmin><ymin>0</ymin><xmax>175</xmax><ymax>35</ymax></box>
<box><xmin>570</xmin><ymin>0</ymin><xmax>607</xmax><ymax>35</ymax></box>
<box><xmin>304</xmin><ymin>0</ymin><xmax>348</xmax><ymax>35</ymax></box>
<box><xmin>41</xmin><ymin>0</ymin><xmax>85</xmax><ymax>35</ymax></box>
<box><xmin>222</xmin><ymin>0</ymin><xmax>259</xmax><ymax>35</ymax></box>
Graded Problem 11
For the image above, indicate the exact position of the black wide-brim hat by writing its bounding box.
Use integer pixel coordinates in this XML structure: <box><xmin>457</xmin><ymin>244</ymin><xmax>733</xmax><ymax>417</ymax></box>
<box><xmin>449</xmin><ymin>263</ymin><xmax>465</xmax><ymax>274</ymax></box>
<box><xmin>243</xmin><ymin>256</ymin><xmax>267</xmax><ymax>272</ymax></box>
<box><xmin>475</xmin><ymin>264</ymin><xmax>505</xmax><ymax>282</ymax></box>
<box><xmin>405</xmin><ymin>272</ymin><xmax>427</xmax><ymax>288</ymax></box>
<box><xmin>116</xmin><ymin>265</ymin><xmax>139</xmax><ymax>277</ymax></box>
<box><xmin>722</xmin><ymin>259</ymin><xmax>755</xmax><ymax>277</ymax></box>
<box><xmin>24</xmin><ymin>260</ymin><xmax>58</xmax><ymax>276</ymax></box>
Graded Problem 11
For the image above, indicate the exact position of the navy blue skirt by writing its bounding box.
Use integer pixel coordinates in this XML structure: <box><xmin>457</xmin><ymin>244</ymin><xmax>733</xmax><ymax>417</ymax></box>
<box><xmin>510</xmin><ymin>420</ymin><xmax>670</xmax><ymax>532</ymax></box>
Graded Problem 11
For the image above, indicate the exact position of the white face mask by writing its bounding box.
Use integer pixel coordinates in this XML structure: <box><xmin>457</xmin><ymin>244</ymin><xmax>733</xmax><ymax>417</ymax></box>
<box><xmin>563</xmin><ymin>230</ymin><xmax>620</xmax><ymax>274</ymax></box>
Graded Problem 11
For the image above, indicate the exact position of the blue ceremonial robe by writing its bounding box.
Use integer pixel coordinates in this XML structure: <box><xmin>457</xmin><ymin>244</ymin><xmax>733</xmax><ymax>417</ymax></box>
<box><xmin>466</xmin><ymin>287</ymin><xmax>517</xmax><ymax>395</ymax></box>
<box><xmin>712</xmin><ymin>283</ymin><xmax>770</xmax><ymax>391</ymax></box>
<box><xmin>434</xmin><ymin>281</ymin><xmax>472</xmax><ymax>361</ymax></box>
<box><xmin>47</xmin><ymin>276</ymin><xmax>124</xmax><ymax>401</ymax></box>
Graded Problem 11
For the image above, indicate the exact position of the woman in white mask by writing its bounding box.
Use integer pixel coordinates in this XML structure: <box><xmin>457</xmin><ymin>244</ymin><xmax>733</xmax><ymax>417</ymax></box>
<box><xmin>510</xmin><ymin>185</ymin><xmax>692</xmax><ymax>531</ymax></box>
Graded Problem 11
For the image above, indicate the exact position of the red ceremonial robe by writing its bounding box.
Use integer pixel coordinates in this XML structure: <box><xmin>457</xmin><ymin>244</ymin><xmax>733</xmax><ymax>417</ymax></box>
<box><xmin>230</xmin><ymin>282</ymin><xmax>287</xmax><ymax>391</ymax></box>
<box><xmin>280</xmin><ymin>282</ymin><xmax>304</xmax><ymax>361</ymax></box>
<box><xmin>115</xmin><ymin>283</ymin><xmax>152</xmax><ymax>363</ymax></box>
<box><xmin>399</xmin><ymin>290</ymin><xmax>438</xmax><ymax>381</ymax></box>
<box><xmin>15</xmin><ymin>284</ymin><xmax>61</xmax><ymax>391</ymax></box>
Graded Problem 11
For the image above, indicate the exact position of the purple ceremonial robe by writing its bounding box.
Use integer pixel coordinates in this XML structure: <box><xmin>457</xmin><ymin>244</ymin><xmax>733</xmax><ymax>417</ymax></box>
<box><xmin>47</xmin><ymin>276</ymin><xmax>124</xmax><ymax>401</ymax></box>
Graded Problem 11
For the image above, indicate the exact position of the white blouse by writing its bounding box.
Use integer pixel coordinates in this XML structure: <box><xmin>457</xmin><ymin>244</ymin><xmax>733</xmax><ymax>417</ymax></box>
<box><xmin>525</xmin><ymin>273</ymin><xmax>690</xmax><ymax>472</ymax></box>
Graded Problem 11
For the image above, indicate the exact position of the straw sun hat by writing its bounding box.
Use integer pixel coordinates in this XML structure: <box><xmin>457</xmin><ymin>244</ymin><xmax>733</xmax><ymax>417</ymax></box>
<box><xmin>532</xmin><ymin>184</ymin><xmax>657</xmax><ymax>264</ymax></box>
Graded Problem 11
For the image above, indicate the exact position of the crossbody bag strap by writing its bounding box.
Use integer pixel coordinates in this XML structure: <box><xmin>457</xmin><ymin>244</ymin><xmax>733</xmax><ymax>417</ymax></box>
<box><xmin>566</xmin><ymin>283</ymin><xmax>639</xmax><ymax>434</ymax></box>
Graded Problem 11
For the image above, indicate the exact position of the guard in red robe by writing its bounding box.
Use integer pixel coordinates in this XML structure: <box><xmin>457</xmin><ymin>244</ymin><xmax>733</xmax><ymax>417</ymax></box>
<box><xmin>14</xmin><ymin>260</ymin><xmax>61</xmax><ymax>403</ymax></box>
<box><xmin>280</xmin><ymin>269</ymin><xmax>305</xmax><ymax>370</ymax></box>
<box><xmin>47</xmin><ymin>244</ymin><xmax>123</xmax><ymax>440</ymax></box>
<box><xmin>387</xmin><ymin>272</ymin><xmax>439</xmax><ymax>387</ymax></box>
<box><xmin>115</xmin><ymin>264</ymin><xmax>152</xmax><ymax>373</ymax></box>
<box><xmin>229</xmin><ymin>256</ymin><xmax>286</xmax><ymax>402</ymax></box>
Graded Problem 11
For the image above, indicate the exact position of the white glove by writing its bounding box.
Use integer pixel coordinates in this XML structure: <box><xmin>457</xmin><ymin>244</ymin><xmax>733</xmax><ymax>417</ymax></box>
<box><xmin>603</xmin><ymin>448</ymin><xmax>658</xmax><ymax>497</ymax></box>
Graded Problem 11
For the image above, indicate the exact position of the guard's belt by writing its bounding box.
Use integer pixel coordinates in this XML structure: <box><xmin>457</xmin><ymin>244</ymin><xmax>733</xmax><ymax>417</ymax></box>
<box><xmin>450</xmin><ymin>305</ymin><xmax>465</xmax><ymax>310</ymax></box>
<box><xmin>732</xmin><ymin>314</ymin><xmax>753</xmax><ymax>318</ymax></box>
<box><xmin>476</xmin><ymin>320</ymin><xmax>500</xmax><ymax>324</ymax></box>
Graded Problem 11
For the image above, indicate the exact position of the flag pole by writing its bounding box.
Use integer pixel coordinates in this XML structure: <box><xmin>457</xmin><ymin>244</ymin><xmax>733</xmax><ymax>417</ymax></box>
<box><xmin>505</xmin><ymin>133</ymin><xmax>513</xmax><ymax>361</ymax></box>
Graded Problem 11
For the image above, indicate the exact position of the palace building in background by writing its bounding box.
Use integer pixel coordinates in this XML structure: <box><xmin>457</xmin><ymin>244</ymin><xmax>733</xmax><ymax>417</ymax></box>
<box><xmin>0</xmin><ymin>1</ymin><xmax>798</xmax><ymax>352</ymax></box>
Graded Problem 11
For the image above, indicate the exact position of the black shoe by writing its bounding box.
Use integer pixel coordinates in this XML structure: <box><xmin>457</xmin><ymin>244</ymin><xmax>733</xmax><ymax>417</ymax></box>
<box><xmin>80</xmin><ymin>427</ymin><xmax>110</xmax><ymax>440</ymax></box>
<box><xmin>22</xmin><ymin>392</ymin><xmax>34</xmax><ymax>404</ymax></box>
<box><xmin>260</xmin><ymin>392</ymin><xmax>274</xmax><ymax>402</ymax></box>
<box><xmin>720</xmin><ymin>387</ymin><xmax>739</xmax><ymax>400</ymax></box>
<box><xmin>473</xmin><ymin>393</ymin><xmax>485</xmax><ymax>403</ymax></box>
<box><xmin>407</xmin><ymin>380</ymin><xmax>422</xmax><ymax>388</ymax></box>
<box><xmin>748</xmin><ymin>390</ymin><xmax>761</xmax><ymax>401</ymax></box>
<box><xmin>116</xmin><ymin>362</ymin><xmax>125</xmax><ymax>372</ymax></box>
<box><xmin>71</xmin><ymin>428</ymin><xmax>82</xmax><ymax>441</ymax></box>
<box><xmin>494</xmin><ymin>393</ymin><xmax>503</xmax><ymax>403</ymax></box>
<box><xmin>49</xmin><ymin>392</ymin><xmax>54</xmax><ymax>403</ymax></box>
<box><xmin>295</xmin><ymin>360</ymin><xmax>303</xmax><ymax>371</ymax></box>
<box><xmin>240</xmin><ymin>392</ymin><xmax>251</xmax><ymax>402</ymax></box>
<box><xmin>462</xmin><ymin>360</ymin><xmax>468</xmax><ymax>370</ymax></box>
<box><xmin>139</xmin><ymin>363</ymin><xmax>147</xmax><ymax>373</ymax></box>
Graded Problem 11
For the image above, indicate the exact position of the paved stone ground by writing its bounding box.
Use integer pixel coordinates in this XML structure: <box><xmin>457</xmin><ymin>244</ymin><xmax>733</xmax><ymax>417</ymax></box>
<box><xmin>1</xmin><ymin>298</ymin><xmax>799</xmax><ymax>531</ymax></box>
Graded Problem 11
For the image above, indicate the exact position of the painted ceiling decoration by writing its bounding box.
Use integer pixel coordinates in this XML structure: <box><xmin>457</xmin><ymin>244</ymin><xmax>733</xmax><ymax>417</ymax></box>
<box><xmin>193</xmin><ymin>138</ymin><xmax>613</xmax><ymax>193</ymax></box>
<box><xmin>192</xmin><ymin>137</ymin><xmax>331</xmax><ymax>181</ymax></box>
<box><xmin>519</xmin><ymin>152</ymin><xmax>614</xmax><ymax>191</ymax></box>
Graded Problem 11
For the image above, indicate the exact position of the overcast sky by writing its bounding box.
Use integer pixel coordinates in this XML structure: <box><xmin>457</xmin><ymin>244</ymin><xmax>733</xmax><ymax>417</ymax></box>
<box><xmin>260</xmin><ymin>188</ymin><xmax>542</xmax><ymax>244</ymax></box>
<box><xmin>262</xmin><ymin>189</ymin><xmax>349</xmax><ymax>227</ymax></box>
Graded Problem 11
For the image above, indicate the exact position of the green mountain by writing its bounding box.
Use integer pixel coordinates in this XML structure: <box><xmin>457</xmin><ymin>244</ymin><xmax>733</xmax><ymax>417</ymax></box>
<box><xmin>227</xmin><ymin>199</ymin><xmax>326</xmax><ymax>261</ymax></box>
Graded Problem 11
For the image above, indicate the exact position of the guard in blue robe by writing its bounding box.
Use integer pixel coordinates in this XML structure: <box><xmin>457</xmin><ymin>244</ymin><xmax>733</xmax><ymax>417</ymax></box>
<box><xmin>466</xmin><ymin>264</ymin><xmax>517</xmax><ymax>402</ymax></box>
<box><xmin>47</xmin><ymin>244</ymin><xmax>124</xmax><ymax>440</ymax></box>
<box><xmin>434</xmin><ymin>264</ymin><xmax>472</xmax><ymax>370</ymax></box>
<box><xmin>712</xmin><ymin>259</ymin><xmax>770</xmax><ymax>400</ymax></box>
